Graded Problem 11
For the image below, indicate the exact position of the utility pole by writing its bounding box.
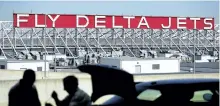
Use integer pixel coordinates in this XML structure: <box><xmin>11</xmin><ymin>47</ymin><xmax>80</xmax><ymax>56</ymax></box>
<box><xmin>193</xmin><ymin>29</ymin><xmax>196</xmax><ymax>74</ymax></box>
<box><xmin>43</xmin><ymin>28</ymin><xmax>46</xmax><ymax>77</ymax></box>
<box><xmin>54</xmin><ymin>28</ymin><xmax>57</xmax><ymax>72</ymax></box>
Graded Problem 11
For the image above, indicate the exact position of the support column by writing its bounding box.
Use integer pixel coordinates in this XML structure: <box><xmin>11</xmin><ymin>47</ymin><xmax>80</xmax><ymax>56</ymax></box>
<box><xmin>42</xmin><ymin>28</ymin><xmax>45</xmax><ymax>53</ymax></box>
<box><xmin>141</xmin><ymin>29</ymin><xmax>144</xmax><ymax>49</ymax></box>
<box><xmin>96</xmin><ymin>28</ymin><xmax>99</xmax><ymax>52</ymax></box>
<box><xmin>160</xmin><ymin>29</ymin><xmax>163</xmax><ymax>49</ymax></box>
<box><xmin>213</xmin><ymin>30</ymin><xmax>216</xmax><ymax>51</ymax></box>
<box><xmin>131</xmin><ymin>29</ymin><xmax>134</xmax><ymax>54</ymax></box>
<box><xmin>64</xmin><ymin>28</ymin><xmax>67</xmax><ymax>55</ymax></box>
<box><xmin>53</xmin><ymin>28</ymin><xmax>56</xmax><ymax>53</ymax></box>
<box><xmin>122</xmin><ymin>28</ymin><xmax>125</xmax><ymax>55</ymax></box>
<box><xmin>177</xmin><ymin>29</ymin><xmax>181</xmax><ymax>52</ymax></box>
<box><xmin>111</xmin><ymin>28</ymin><xmax>115</xmax><ymax>51</ymax></box>
<box><xmin>75</xmin><ymin>28</ymin><xmax>78</xmax><ymax>53</ymax></box>
<box><xmin>1</xmin><ymin>24</ymin><xmax>3</xmax><ymax>48</ymax></box>
<box><xmin>169</xmin><ymin>29</ymin><xmax>172</xmax><ymax>50</ymax></box>
<box><xmin>150</xmin><ymin>29</ymin><xmax>154</xmax><ymax>49</ymax></box>
<box><xmin>85</xmin><ymin>28</ymin><xmax>89</xmax><ymax>53</ymax></box>
<box><xmin>13</xmin><ymin>27</ymin><xmax>16</xmax><ymax>56</ymax></box>
<box><xmin>30</xmin><ymin>29</ymin><xmax>33</xmax><ymax>51</ymax></box>
<box><xmin>193</xmin><ymin>29</ymin><xmax>197</xmax><ymax>74</ymax></box>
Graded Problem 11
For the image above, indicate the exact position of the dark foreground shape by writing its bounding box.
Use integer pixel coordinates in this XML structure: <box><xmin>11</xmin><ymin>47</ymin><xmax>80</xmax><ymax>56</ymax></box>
<box><xmin>77</xmin><ymin>64</ymin><xmax>137</xmax><ymax>105</ymax></box>
<box><xmin>8</xmin><ymin>69</ymin><xmax>41</xmax><ymax>106</ymax></box>
<box><xmin>77</xmin><ymin>65</ymin><xmax>219</xmax><ymax>106</ymax></box>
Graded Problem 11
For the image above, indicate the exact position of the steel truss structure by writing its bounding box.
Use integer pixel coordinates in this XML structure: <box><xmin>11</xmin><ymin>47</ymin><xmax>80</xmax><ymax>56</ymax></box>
<box><xmin>0</xmin><ymin>21</ymin><xmax>219</xmax><ymax>59</ymax></box>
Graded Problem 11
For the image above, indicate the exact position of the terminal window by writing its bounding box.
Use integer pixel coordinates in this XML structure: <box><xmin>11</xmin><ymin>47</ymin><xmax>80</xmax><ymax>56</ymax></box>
<box><xmin>0</xmin><ymin>65</ymin><xmax>5</xmax><ymax>69</ymax></box>
<box><xmin>152</xmin><ymin>64</ymin><xmax>160</xmax><ymax>70</ymax></box>
<box><xmin>37</xmin><ymin>67</ymin><xmax>42</xmax><ymax>71</ymax></box>
<box><xmin>112</xmin><ymin>66</ymin><xmax>117</xmax><ymax>68</ymax></box>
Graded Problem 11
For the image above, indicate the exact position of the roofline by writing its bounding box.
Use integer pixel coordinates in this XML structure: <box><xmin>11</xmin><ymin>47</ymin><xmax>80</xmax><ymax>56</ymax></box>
<box><xmin>0</xmin><ymin>59</ymin><xmax>50</xmax><ymax>63</ymax></box>
<box><xmin>139</xmin><ymin>78</ymin><xmax>219</xmax><ymax>85</ymax></box>
<box><xmin>133</xmin><ymin>72</ymin><xmax>219</xmax><ymax>75</ymax></box>
<box><xmin>13</xmin><ymin>12</ymin><xmax>215</xmax><ymax>19</ymax></box>
<box><xmin>101</xmin><ymin>56</ymin><xmax>181</xmax><ymax>60</ymax></box>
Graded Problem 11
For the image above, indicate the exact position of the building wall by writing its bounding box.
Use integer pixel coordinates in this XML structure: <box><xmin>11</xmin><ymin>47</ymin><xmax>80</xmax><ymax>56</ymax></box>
<box><xmin>99</xmin><ymin>58</ymin><xmax>121</xmax><ymax>68</ymax></box>
<box><xmin>6</xmin><ymin>61</ymin><xmax>50</xmax><ymax>71</ymax></box>
<box><xmin>43</xmin><ymin>54</ymin><xmax>67</xmax><ymax>61</ymax></box>
<box><xmin>0</xmin><ymin>61</ymin><xmax>7</xmax><ymax>69</ymax></box>
<box><xmin>121</xmin><ymin>59</ymin><xmax>180</xmax><ymax>74</ymax></box>
<box><xmin>180</xmin><ymin>62</ymin><xmax>219</xmax><ymax>69</ymax></box>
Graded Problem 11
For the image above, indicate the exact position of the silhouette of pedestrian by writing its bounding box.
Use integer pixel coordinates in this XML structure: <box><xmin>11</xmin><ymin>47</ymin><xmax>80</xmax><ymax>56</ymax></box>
<box><xmin>8</xmin><ymin>69</ymin><xmax>41</xmax><ymax>106</ymax></box>
<box><xmin>87</xmin><ymin>55</ymin><xmax>90</xmax><ymax>64</ymax></box>
<box><xmin>51</xmin><ymin>76</ymin><xmax>91</xmax><ymax>106</ymax></box>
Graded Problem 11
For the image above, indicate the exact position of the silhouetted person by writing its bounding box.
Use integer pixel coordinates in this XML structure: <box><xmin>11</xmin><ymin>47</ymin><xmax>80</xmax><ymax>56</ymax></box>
<box><xmin>83</xmin><ymin>55</ymin><xmax>87</xmax><ymax>64</ymax></box>
<box><xmin>97</xmin><ymin>56</ymin><xmax>101</xmax><ymax>64</ymax></box>
<box><xmin>51</xmin><ymin>76</ymin><xmax>91</xmax><ymax>106</ymax></box>
<box><xmin>8</xmin><ymin>69</ymin><xmax>41</xmax><ymax>106</ymax></box>
<box><xmin>87</xmin><ymin>55</ymin><xmax>90</xmax><ymax>64</ymax></box>
<box><xmin>91</xmin><ymin>54</ymin><xmax>95</xmax><ymax>58</ymax></box>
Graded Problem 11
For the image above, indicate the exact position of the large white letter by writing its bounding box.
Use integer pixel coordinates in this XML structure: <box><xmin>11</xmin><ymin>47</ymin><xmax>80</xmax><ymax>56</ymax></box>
<box><xmin>204</xmin><ymin>18</ymin><xmax>213</xmax><ymax>30</ymax></box>
<box><xmin>95</xmin><ymin>16</ymin><xmax>106</xmax><ymax>28</ymax></box>
<box><xmin>137</xmin><ymin>17</ymin><xmax>150</xmax><ymax>28</ymax></box>
<box><xmin>35</xmin><ymin>14</ymin><xmax>46</xmax><ymax>27</ymax></box>
<box><xmin>17</xmin><ymin>14</ymin><xmax>29</xmax><ymax>27</ymax></box>
<box><xmin>112</xmin><ymin>16</ymin><xmax>123</xmax><ymax>28</ymax></box>
<box><xmin>177</xmin><ymin>17</ymin><xmax>187</xmax><ymax>29</ymax></box>
<box><xmin>190</xmin><ymin>18</ymin><xmax>200</xmax><ymax>29</ymax></box>
<box><xmin>123</xmin><ymin>16</ymin><xmax>135</xmax><ymax>28</ymax></box>
<box><xmin>76</xmin><ymin>15</ymin><xmax>89</xmax><ymax>28</ymax></box>
<box><xmin>161</xmin><ymin>17</ymin><xmax>171</xmax><ymax>29</ymax></box>
<box><xmin>48</xmin><ymin>15</ymin><xmax>60</xmax><ymax>28</ymax></box>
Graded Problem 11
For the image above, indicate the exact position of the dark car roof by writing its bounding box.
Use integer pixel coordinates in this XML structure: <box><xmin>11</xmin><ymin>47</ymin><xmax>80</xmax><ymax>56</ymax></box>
<box><xmin>103</xmin><ymin>78</ymin><xmax>219</xmax><ymax>105</ymax></box>
<box><xmin>136</xmin><ymin>78</ymin><xmax>219</xmax><ymax>94</ymax></box>
<box><xmin>137</xmin><ymin>78</ymin><xmax>219</xmax><ymax>87</ymax></box>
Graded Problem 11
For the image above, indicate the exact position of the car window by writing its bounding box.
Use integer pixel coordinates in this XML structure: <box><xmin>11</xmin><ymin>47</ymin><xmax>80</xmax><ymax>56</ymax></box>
<box><xmin>137</xmin><ymin>89</ymin><xmax>162</xmax><ymax>101</ymax></box>
<box><xmin>94</xmin><ymin>95</ymin><xmax>120</xmax><ymax>105</ymax></box>
<box><xmin>190</xmin><ymin>90</ymin><xmax>213</xmax><ymax>102</ymax></box>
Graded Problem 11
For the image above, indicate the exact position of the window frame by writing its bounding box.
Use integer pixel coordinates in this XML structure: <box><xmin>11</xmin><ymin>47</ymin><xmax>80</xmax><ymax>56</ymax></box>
<box><xmin>152</xmin><ymin>64</ymin><xmax>160</xmax><ymax>70</ymax></box>
<box><xmin>137</xmin><ymin>88</ymin><xmax>162</xmax><ymax>101</ymax></box>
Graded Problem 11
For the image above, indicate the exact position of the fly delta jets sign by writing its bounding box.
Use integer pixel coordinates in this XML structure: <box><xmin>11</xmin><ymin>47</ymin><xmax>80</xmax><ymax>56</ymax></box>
<box><xmin>13</xmin><ymin>13</ymin><xmax>215</xmax><ymax>30</ymax></box>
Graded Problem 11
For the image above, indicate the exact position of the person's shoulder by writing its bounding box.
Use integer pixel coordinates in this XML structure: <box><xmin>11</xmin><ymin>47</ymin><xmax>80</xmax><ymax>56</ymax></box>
<box><xmin>77</xmin><ymin>88</ymin><xmax>89</xmax><ymax>95</ymax></box>
<box><xmin>75</xmin><ymin>88</ymin><xmax>90</xmax><ymax>100</ymax></box>
<box><xmin>9</xmin><ymin>82</ymin><xmax>20</xmax><ymax>95</ymax></box>
<box><xmin>71</xmin><ymin>88</ymin><xmax>91</xmax><ymax>104</ymax></box>
<box><xmin>32</xmin><ymin>85</ymin><xmax>37</xmax><ymax>89</ymax></box>
<box><xmin>31</xmin><ymin>85</ymin><xmax>38</xmax><ymax>92</ymax></box>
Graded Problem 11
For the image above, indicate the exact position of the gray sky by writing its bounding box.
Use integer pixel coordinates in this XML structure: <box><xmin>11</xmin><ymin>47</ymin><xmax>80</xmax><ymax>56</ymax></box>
<box><xmin>0</xmin><ymin>1</ymin><xmax>219</xmax><ymax>24</ymax></box>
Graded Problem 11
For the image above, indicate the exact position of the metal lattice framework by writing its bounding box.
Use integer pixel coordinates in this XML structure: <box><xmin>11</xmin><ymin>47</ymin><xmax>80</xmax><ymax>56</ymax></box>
<box><xmin>0</xmin><ymin>21</ymin><xmax>219</xmax><ymax>59</ymax></box>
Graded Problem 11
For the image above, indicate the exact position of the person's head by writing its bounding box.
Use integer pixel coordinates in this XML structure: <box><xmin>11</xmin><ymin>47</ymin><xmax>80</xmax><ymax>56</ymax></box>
<box><xmin>21</xmin><ymin>69</ymin><xmax>36</xmax><ymax>87</ymax></box>
<box><xmin>63</xmin><ymin>76</ymin><xmax>78</xmax><ymax>94</ymax></box>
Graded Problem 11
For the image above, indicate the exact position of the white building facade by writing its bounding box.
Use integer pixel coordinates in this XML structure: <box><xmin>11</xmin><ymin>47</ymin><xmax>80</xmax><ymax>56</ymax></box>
<box><xmin>100</xmin><ymin>57</ymin><xmax>180</xmax><ymax>74</ymax></box>
<box><xmin>0</xmin><ymin>60</ymin><xmax>50</xmax><ymax>71</ymax></box>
